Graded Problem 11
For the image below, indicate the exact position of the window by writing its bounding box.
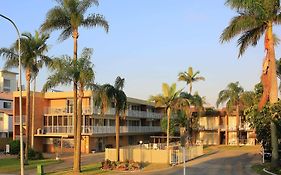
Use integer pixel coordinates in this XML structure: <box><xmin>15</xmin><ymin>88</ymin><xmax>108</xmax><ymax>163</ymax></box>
<box><xmin>3</xmin><ymin>102</ymin><xmax>11</xmax><ymax>109</ymax></box>
<box><xmin>3</xmin><ymin>79</ymin><xmax>11</xmax><ymax>92</ymax></box>
<box><xmin>0</xmin><ymin>116</ymin><xmax>3</xmax><ymax>121</ymax></box>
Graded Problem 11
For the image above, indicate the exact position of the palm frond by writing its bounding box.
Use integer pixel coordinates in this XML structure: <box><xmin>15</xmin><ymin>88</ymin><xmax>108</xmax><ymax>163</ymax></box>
<box><xmin>78</xmin><ymin>0</ymin><xmax>99</xmax><ymax>14</ymax></box>
<box><xmin>237</xmin><ymin>25</ymin><xmax>266</xmax><ymax>57</ymax></box>
<box><xmin>82</xmin><ymin>14</ymin><xmax>109</xmax><ymax>33</ymax></box>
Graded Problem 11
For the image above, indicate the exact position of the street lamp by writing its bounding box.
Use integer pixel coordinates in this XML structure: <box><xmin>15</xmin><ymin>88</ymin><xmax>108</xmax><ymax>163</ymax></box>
<box><xmin>0</xmin><ymin>14</ymin><xmax>24</xmax><ymax>175</ymax></box>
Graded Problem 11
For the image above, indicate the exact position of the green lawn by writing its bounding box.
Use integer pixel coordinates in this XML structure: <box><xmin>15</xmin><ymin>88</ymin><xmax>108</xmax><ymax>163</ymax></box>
<box><xmin>0</xmin><ymin>158</ymin><xmax>63</xmax><ymax>173</ymax></box>
<box><xmin>252</xmin><ymin>163</ymin><xmax>281</xmax><ymax>175</ymax></box>
<box><xmin>47</xmin><ymin>162</ymin><xmax>109</xmax><ymax>175</ymax></box>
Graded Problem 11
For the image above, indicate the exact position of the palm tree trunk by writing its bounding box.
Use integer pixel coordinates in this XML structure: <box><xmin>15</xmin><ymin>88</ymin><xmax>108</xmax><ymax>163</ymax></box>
<box><xmin>115</xmin><ymin>112</ymin><xmax>120</xmax><ymax>161</ymax></box>
<box><xmin>72</xmin><ymin>29</ymin><xmax>80</xmax><ymax>174</ymax></box>
<box><xmin>31</xmin><ymin>77</ymin><xmax>36</xmax><ymax>149</ymax></box>
<box><xmin>24</xmin><ymin>69</ymin><xmax>31</xmax><ymax>164</ymax></box>
<box><xmin>267</xmin><ymin>22</ymin><xmax>279</xmax><ymax>168</ymax></box>
<box><xmin>189</xmin><ymin>84</ymin><xmax>192</xmax><ymax>94</ymax></box>
<box><xmin>76</xmin><ymin>88</ymin><xmax>83</xmax><ymax>172</ymax></box>
<box><xmin>225</xmin><ymin>114</ymin><xmax>228</xmax><ymax>145</ymax></box>
<box><xmin>166</xmin><ymin>108</ymin><xmax>171</xmax><ymax>148</ymax></box>
<box><xmin>236</xmin><ymin>105</ymin><xmax>239</xmax><ymax>146</ymax></box>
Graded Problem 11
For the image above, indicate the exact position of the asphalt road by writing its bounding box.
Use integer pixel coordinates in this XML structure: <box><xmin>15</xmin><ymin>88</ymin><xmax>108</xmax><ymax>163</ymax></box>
<box><xmin>143</xmin><ymin>147</ymin><xmax>260</xmax><ymax>175</ymax></box>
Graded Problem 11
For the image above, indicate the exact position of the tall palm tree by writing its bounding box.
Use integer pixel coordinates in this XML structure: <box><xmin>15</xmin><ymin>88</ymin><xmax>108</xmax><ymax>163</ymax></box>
<box><xmin>149</xmin><ymin>83</ymin><xmax>182</xmax><ymax>149</ymax></box>
<box><xmin>41</xmin><ymin>0</ymin><xmax>108</xmax><ymax>172</ymax></box>
<box><xmin>43</xmin><ymin>48</ymin><xmax>95</xmax><ymax>172</ymax></box>
<box><xmin>0</xmin><ymin>31</ymin><xmax>50</xmax><ymax>163</ymax></box>
<box><xmin>92</xmin><ymin>77</ymin><xmax>127</xmax><ymax>161</ymax></box>
<box><xmin>216</xmin><ymin>82</ymin><xmax>244</xmax><ymax>146</ymax></box>
<box><xmin>220</xmin><ymin>0</ymin><xmax>280</xmax><ymax>166</ymax></box>
<box><xmin>178</xmin><ymin>67</ymin><xmax>205</xmax><ymax>94</ymax></box>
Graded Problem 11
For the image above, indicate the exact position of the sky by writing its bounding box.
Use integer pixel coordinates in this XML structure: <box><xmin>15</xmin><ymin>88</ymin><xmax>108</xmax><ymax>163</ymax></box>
<box><xmin>0</xmin><ymin>0</ymin><xmax>280</xmax><ymax>107</ymax></box>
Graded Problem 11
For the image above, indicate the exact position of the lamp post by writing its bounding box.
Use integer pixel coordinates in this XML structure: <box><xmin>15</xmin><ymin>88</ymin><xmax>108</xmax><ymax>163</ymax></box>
<box><xmin>139</xmin><ymin>140</ymin><xmax>143</xmax><ymax>168</ymax></box>
<box><xmin>0</xmin><ymin>14</ymin><xmax>24</xmax><ymax>175</ymax></box>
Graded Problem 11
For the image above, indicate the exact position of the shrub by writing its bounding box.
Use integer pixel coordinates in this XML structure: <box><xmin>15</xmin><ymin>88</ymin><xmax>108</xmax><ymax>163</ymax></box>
<box><xmin>28</xmin><ymin>148</ymin><xmax>43</xmax><ymax>160</ymax></box>
<box><xmin>9</xmin><ymin>140</ymin><xmax>23</xmax><ymax>155</ymax></box>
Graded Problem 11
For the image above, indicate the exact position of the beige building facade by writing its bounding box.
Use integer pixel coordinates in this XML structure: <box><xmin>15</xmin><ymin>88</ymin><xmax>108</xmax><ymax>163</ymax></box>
<box><xmin>196</xmin><ymin>110</ymin><xmax>256</xmax><ymax>145</ymax></box>
<box><xmin>13</xmin><ymin>91</ymin><xmax>163</xmax><ymax>153</ymax></box>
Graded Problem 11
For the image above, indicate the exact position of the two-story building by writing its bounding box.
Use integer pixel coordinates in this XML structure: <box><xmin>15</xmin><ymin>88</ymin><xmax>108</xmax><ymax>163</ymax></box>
<box><xmin>13</xmin><ymin>91</ymin><xmax>163</xmax><ymax>153</ymax></box>
<box><xmin>0</xmin><ymin>70</ymin><xmax>17</xmax><ymax>138</ymax></box>
<box><xmin>196</xmin><ymin>108</ymin><xmax>256</xmax><ymax>145</ymax></box>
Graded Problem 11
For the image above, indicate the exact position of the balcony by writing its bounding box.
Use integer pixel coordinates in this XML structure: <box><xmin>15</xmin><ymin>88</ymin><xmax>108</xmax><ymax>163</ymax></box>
<box><xmin>198</xmin><ymin>126</ymin><xmax>218</xmax><ymax>131</ymax></box>
<box><xmin>41</xmin><ymin>125</ymin><xmax>162</xmax><ymax>135</ymax></box>
<box><xmin>127</xmin><ymin>110</ymin><xmax>162</xmax><ymax>119</ymax></box>
<box><xmin>44</xmin><ymin>106</ymin><xmax>93</xmax><ymax>115</ymax></box>
<box><xmin>44</xmin><ymin>106</ymin><xmax>162</xmax><ymax>119</ymax></box>
<box><xmin>14</xmin><ymin>115</ymin><xmax>26</xmax><ymax>125</ymax></box>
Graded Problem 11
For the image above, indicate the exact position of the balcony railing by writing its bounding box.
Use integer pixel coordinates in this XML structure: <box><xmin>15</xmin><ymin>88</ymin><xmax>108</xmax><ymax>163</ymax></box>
<box><xmin>44</xmin><ymin>106</ymin><xmax>162</xmax><ymax>119</ymax></box>
<box><xmin>41</xmin><ymin>125</ymin><xmax>162</xmax><ymax>134</ymax></box>
<box><xmin>14</xmin><ymin>115</ymin><xmax>26</xmax><ymax>125</ymax></box>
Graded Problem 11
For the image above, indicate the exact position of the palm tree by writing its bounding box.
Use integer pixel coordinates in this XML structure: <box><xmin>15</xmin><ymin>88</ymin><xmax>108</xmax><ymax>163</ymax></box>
<box><xmin>277</xmin><ymin>58</ymin><xmax>281</xmax><ymax>91</ymax></box>
<box><xmin>43</xmin><ymin>48</ymin><xmax>95</xmax><ymax>172</ymax></box>
<box><xmin>178</xmin><ymin>67</ymin><xmax>205</xmax><ymax>94</ymax></box>
<box><xmin>149</xmin><ymin>83</ymin><xmax>182</xmax><ymax>149</ymax></box>
<box><xmin>216</xmin><ymin>82</ymin><xmax>244</xmax><ymax>146</ymax></box>
<box><xmin>220</xmin><ymin>0</ymin><xmax>280</xmax><ymax>166</ymax></box>
<box><xmin>41</xmin><ymin>0</ymin><xmax>108</xmax><ymax>172</ymax></box>
<box><xmin>0</xmin><ymin>31</ymin><xmax>50</xmax><ymax>163</ymax></box>
<box><xmin>92</xmin><ymin>77</ymin><xmax>127</xmax><ymax>161</ymax></box>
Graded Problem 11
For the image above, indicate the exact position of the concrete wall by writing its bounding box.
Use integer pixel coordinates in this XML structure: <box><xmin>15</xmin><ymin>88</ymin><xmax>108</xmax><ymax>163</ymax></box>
<box><xmin>105</xmin><ymin>145</ymin><xmax>203</xmax><ymax>164</ymax></box>
<box><xmin>199</xmin><ymin>131</ymin><xmax>218</xmax><ymax>145</ymax></box>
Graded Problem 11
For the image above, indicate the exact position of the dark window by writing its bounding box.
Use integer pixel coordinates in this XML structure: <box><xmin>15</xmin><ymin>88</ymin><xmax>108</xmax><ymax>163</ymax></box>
<box><xmin>3</xmin><ymin>102</ymin><xmax>11</xmax><ymax>109</ymax></box>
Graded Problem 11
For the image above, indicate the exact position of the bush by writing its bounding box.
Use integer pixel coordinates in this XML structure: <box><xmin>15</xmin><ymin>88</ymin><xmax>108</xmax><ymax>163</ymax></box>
<box><xmin>9</xmin><ymin>140</ymin><xmax>24</xmax><ymax>155</ymax></box>
<box><xmin>101</xmin><ymin>159</ymin><xmax>141</xmax><ymax>171</ymax></box>
<box><xmin>28</xmin><ymin>148</ymin><xmax>43</xmax><ymax>160</ymax></box>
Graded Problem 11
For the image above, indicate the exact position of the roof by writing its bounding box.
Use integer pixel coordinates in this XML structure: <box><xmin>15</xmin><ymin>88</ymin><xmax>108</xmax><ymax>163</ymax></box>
<box><xmin>0</xmin><ymin>70</ymin><xmax>18</xmax><ymax>75</ymax></box>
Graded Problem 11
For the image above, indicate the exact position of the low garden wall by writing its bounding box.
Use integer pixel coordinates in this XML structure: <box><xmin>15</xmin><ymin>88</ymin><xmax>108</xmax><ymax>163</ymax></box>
<box><xmin>105</xmin><ymin>145</ymin><xmax>203</xmax><ymax>164</ymax></box>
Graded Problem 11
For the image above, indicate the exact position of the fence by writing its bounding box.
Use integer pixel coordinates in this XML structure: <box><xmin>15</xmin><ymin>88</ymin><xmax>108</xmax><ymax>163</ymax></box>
<box><xmin>105</xmin><ymin>145</ymin><xmax>203</xmax><ymax>164</ymax></box>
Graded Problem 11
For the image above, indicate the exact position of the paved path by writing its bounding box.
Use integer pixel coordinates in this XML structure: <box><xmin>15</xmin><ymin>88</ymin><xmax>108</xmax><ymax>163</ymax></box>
<box><xmin>122</xmin><ymin>146</ymin><xmax>260</xmax><ymax>175</ymax></box>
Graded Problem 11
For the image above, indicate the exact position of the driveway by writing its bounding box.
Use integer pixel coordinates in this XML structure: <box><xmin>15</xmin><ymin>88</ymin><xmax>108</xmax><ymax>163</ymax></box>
<box><xmin>128</xmin><ymin>146</ymin><xmax>261</xmax><ymax>175</ymax></box>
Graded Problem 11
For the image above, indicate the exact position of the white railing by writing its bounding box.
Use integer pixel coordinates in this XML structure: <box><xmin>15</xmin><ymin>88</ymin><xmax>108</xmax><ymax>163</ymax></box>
<box><xmin>14</xmin><ymin>115</ymin><xmax>26</xmax><ymax>125</ymax></box>
<box><xmin>43</xmin><ymin>126</ymin><xmax>73</xmax><ymax>134</ymax></box>
<box><xmin>127</xmin><ymin>110</ymin><xmax>162</xmax><ymax>119</ymax></box>
<box><xmin>42</xmin><ymin>125</ymin><xmax>161</xmax><ymax>134</ymax></box>
<box><xmin>44</xmin><ymin>106</ymin><xmax>162</xmax><ymax>119</ymax></box>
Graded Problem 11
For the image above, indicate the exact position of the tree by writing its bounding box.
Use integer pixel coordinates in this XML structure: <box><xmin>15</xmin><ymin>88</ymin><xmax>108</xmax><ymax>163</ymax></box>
<box><xmin>43</xmin><ymin>48</ymin><xmax>95</xmax><ymax>171</ymax></box>
<box><xmin>178</xmin><ymin>67</ymin><xmax>205</xmax><ymax>94</ymax></box>
<box><xmin>41</xmin><ymin>0</ymin><xmax>108</xmax><ymax>172</ymax></box>
<box><xmin>92</xmin><ymin>77</ymin><xmax>127</xmax><ymax>161</ymax></box>
<box><xmin>0</xmin><ymin>31</ymin><xmax>50</xmax><ymax>163</ymax></box>
<box><xmin>220</xmin><ymin>0</ymin><xmax>280</xmax><ymax>166</ymax></box>
<box><xmin>217</xmin><ymin>82</ymin><xmax>244</xmax><ymax>145</ymax></box>
<box><xmin>149</xmin><ymin>83</ymin><xmax>183</xmax><ymax>149</ymax></box>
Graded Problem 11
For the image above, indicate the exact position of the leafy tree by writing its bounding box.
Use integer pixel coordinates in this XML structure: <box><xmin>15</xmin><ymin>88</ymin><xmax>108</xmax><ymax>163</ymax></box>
<box><xmin>0</xmin><ymin>31</ymin><xmax>50</xmax><ymax>163</ymax></box>
<box><xmin>41</xmin><ymin>0</ymin><xmax>108</xmax><ymax>172</ymax></box>
<box><xmin>43</xmin><ymin>48</ymin><xmax>95</xmax><ymax>170</ymax></box>
<box><xmin>92</xmin><ymin>77</ymin><xmax>127</xmax><ymax>161</ymax></box>
<box><xmin>178</xmin><ymin>67</ymin><xmax>205</xmax><ymax>94</ymax></box>
<box><xmin>220</xmin><ymin>0</ymin><xmax>280</xmax><ymax>166</ymax></box>
<box><xmin>217</xmin><ymin>82</ymin><xmax>244</xmax><ymax>145</ymax></box>
<box><xmin>149</xmin><ymin>83</ymin><xmax>184</xmax><ymax>149</ymax></box>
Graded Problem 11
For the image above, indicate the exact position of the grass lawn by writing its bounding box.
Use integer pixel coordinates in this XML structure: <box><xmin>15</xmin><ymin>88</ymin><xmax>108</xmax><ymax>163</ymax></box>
<box><xmin>252</xmin><ymin>163</ymin><xmax>281</xmax><ymax>175</ymax></box>
<box><xmin>0</xmin><ymin>158</ymin><xmax>63</xmax><ymax>173</ymax></box>
<box><xmin>142</xmin><ymin>163</ymin><xmax>170</xmax><ymax>172</ymax></box>
<box><xmin>47</xmin><ymin>162</ymin><xmax>109</xmax><ymax>175</ymax></box>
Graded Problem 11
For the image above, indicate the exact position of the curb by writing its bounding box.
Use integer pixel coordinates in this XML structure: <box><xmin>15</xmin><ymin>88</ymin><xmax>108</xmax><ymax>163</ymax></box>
<box><xmin>263</xmin><ymin>168</ymin><xmax>277</xmax><ymax>175</ymax></box>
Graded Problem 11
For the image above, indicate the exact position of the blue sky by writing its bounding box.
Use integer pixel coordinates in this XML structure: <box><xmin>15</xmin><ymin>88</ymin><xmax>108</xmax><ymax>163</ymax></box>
<box><xmin>0</xmin><ymin>0</ymin><xmax>280</xmax><ymax>107</ymax></box>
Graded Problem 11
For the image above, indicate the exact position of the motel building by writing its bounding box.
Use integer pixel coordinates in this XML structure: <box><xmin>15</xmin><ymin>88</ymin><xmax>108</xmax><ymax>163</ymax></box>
<box><xmin>13</xmin><ymin>91</ymin><xmax>163</xmax><ymax>153</ymax></box>
<box><xmin>196</xmin><ymin>109</ymin><xmax>256</xmax><ymax>146</ymax></box>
